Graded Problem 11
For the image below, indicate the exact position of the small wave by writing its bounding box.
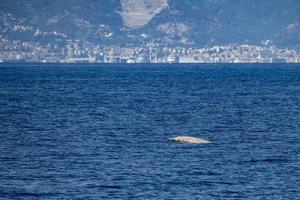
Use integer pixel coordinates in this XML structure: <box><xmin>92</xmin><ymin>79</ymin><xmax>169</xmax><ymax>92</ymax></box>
<box><xmin>241</xmin><ymin>158</ymin><xmax>289</xmax><ymax>164</ymax></box>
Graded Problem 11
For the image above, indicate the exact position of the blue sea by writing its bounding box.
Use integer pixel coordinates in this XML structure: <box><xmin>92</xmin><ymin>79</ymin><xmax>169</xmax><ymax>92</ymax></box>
<box><xmin>0</xmin><ymin>63</ymin><xmax>299</xmax><ymax>199</ymax></box>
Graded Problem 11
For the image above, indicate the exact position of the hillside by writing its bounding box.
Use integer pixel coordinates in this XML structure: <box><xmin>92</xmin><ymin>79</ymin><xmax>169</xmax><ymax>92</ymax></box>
<box><xmin>1</xmin><ymin>0</ymin><xmax>300</xmax><ymax>49</ymax></box>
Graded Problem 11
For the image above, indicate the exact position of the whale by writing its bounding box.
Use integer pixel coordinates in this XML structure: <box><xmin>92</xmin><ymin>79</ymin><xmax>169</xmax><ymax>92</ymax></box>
<box><xmin>170</xmin><ymin>136</ymin><xmax>211</xmax><ymax>144</ymax></box>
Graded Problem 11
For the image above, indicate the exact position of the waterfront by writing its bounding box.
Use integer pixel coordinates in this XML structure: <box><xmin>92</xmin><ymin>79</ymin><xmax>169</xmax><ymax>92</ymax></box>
<box><xmin>0</xmin><ymin>64</ymin><xmax>299</xmax><ymax>199</ymax></box>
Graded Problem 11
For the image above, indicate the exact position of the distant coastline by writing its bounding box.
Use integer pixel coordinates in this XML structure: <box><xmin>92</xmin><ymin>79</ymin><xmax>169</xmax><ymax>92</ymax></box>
<box><xmin>1</xmin><ymin>62</ymin><xmax>300</xmax><ymax>66</ymax></box>
<box><xmin>1</xmin><ymin>43</ymin><xmax>299</xmax><ymax>64</ymax></box>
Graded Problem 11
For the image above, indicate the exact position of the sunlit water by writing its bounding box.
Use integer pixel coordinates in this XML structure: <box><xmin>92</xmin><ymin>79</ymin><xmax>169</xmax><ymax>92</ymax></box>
<box><xmin>0</xmin><ymin>64</ymin><xmax>299</xmax><ymax>199</ymax></box>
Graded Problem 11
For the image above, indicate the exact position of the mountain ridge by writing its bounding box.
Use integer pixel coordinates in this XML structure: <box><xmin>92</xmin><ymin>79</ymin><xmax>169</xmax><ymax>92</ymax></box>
<box><xmin>1</xmin><ymin>0</ymin><xmax>300</xmax><ymax>49</ymax></box>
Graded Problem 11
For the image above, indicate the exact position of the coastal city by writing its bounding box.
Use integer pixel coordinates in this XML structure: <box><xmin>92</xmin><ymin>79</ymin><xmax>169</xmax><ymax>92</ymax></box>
<box><xmin>1</xmin><ymin>11</ymin><xmax>300</xmax><ymax>64</ymax></box>
<box><xmin>1</xmin><ymin>37</ymin><xmax>300</xmax><ymax>63</ymax></box>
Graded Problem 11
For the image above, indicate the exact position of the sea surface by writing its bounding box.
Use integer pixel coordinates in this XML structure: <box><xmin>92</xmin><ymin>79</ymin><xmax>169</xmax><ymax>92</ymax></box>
<box><xmin>0</xmin><ymin>63</ymin><xmax>299</xmax><ymax>199</ymax></box>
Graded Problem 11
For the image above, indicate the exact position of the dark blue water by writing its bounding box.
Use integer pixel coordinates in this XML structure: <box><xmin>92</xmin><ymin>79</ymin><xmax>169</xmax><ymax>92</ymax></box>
<box><xmin>0</xmin><ymin>64</ymin><xmax>299</xmax><ymax>199</ymax></box>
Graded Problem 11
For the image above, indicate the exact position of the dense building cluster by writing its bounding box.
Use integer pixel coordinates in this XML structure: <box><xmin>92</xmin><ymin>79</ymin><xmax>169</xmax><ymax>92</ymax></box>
<box><xmin>1</xmin><ymin>12</ymin><xmax>300</xmax><ymax>63</ymax></box>
<box><xmin>1</xmin><ymin>37</ymin><xmax>300</xmax><ymax>63</ymax></box>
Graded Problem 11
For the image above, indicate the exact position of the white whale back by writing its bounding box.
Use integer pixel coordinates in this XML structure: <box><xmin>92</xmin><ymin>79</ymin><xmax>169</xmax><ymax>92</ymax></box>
<box><xmin>170</xmin><ymin>136</ymin><xmax>211</xmax><ymax>144</ymax></box>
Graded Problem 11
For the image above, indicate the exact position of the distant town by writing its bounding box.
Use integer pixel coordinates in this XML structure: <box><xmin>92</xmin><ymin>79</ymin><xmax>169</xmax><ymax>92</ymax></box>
<box><xmin>1</xmin><ymin>37</ymin><xmax>300</xmax><ymax>63</ymax></box>
<box><xmin>1</xmin><ymin>11</ymin><xmax>300</xmax><ymax>64</ymax></box>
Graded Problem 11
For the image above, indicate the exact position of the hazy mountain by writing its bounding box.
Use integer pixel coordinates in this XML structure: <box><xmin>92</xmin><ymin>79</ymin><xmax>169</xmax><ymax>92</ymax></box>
<box><xmin>1</xmin><ymin>0</ymin><xmax>300</xmax><ymax>49</ymax></box>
